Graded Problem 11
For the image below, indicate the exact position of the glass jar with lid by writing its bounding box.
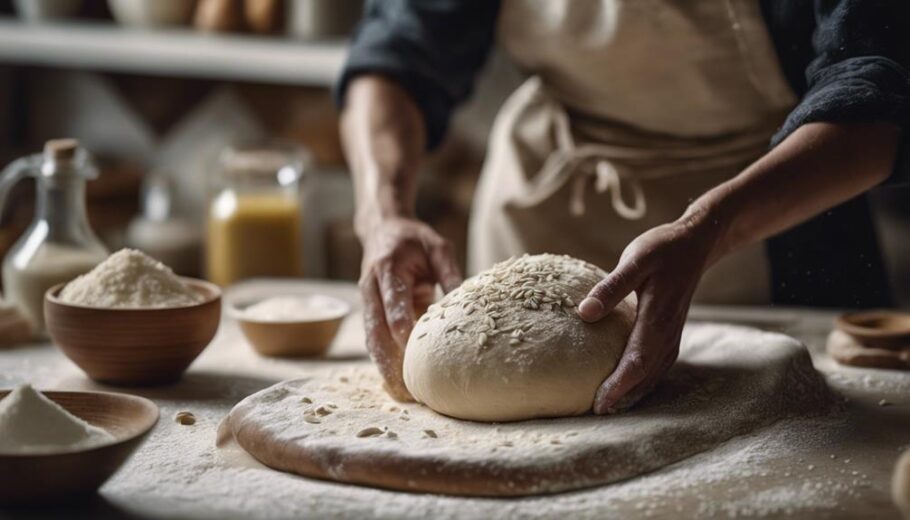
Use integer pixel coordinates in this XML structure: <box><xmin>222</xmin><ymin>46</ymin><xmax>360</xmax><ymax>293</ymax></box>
<box><xmin>206</xmin><ymin>142</ymin><xmax>308</xmax><ymax>287</ymax></box>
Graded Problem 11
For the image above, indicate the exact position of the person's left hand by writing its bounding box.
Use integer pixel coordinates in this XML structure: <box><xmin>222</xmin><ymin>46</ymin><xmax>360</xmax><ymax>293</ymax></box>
<box><xmin>577</xmin><ymin>212</ymin><xmax>725</xmax><ymax>414</ymax></box>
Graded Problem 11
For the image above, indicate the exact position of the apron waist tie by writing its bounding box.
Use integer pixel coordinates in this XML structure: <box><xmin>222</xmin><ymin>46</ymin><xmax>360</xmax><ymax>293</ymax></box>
<box><xmin>544</xmin><ymin>104</ymin><xmax>647</xmax><ymax>220</ymax></box>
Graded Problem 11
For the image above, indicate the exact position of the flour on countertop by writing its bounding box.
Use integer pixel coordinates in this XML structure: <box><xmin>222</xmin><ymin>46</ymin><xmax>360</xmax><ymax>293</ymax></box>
<box><xmin>3</xmin><ymin>284</ymin><xmax>905</xmax><ymax>519</ymax></box>
<box><xmin>0</xmin><ymin>384</ymin><xmax>113</xmax><ymax>454</ymax></box>
<box><xmin>226</xmin><ymin>324</ymin><xmax>835</xmax><ymax>498</ymax></box>
<box><xmin>60</xmin><ymin>248</ymin><xmax>203</xmax><ymax>308</ymax></box>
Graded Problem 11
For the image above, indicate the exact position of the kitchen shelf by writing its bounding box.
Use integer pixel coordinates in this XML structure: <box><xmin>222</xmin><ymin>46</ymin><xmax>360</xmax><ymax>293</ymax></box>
<box><xmin>0</xmin><ymin>18</ymin><xmax>348</xmax><ymax>86</ymax></box>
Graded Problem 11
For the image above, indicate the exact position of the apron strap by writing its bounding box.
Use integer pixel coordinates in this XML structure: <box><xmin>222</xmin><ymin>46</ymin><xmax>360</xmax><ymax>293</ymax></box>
<box><xmin>547</xmin><ymin>104</ymin><xmax>647</xmax><ymax>220</ymax></box>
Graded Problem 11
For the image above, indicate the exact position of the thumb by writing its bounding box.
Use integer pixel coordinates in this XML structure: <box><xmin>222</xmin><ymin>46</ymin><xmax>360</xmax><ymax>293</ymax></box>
<box><xmin>428</xmin><ymin>239</ymin><xmax>463</xmax><ymax>293</ymax></box>
<box><xmin>578</xmin><ymin>261</ymin><xmax>643</xmax><ymax>323</ymax></box>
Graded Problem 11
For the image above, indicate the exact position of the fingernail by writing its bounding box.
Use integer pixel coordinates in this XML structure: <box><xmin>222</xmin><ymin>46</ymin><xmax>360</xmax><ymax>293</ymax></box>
<box><xmin>578</xmin><ymin>297</ymin><xmax>604</xmax><ymax>322</ymax></box>
<box><xmin>594</xmin><ymin>398</ymin><xmax>618</xmax><ymax>415</ymax></box>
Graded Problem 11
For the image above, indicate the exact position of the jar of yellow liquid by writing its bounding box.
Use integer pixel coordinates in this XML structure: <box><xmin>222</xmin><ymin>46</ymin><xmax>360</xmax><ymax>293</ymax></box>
<box><xmin>206</xmin><ymin>143</ymin><xmax>307</xmax><ymax>287</ymax></box>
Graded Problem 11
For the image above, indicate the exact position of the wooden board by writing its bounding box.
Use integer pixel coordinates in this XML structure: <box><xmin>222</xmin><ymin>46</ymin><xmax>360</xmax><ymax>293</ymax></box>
<box><xmin>225</xmin><ymin>324</ymin><xmax>834</xmax><ymax>497</ymax></box>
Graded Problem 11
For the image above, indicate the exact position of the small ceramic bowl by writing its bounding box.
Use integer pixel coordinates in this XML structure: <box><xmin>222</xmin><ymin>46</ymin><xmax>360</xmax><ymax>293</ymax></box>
<box><xmin>229</xmin><ymin>294</ymin><xmax>350</xmax><ymax>357</ymax></box>
<box><xmin>45</xmin><ymin>278</ymin><xmax>221</xmax><ymax>386</ymax></box>
<box><xmin>0</xmin><ymin>389</ymin><xmax>159</xmax><ymax>506</ymax></box>
<box><xmin>834</xmin><ymin>310</ymin><xmax>910</xmax><ymax>350</ymax></box>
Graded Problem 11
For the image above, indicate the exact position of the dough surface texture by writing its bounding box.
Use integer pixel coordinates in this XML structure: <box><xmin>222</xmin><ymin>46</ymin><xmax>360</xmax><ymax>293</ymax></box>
<box><xmin>403</xmin><ymin>254</ymin><xmax>636</xmax><ymax>422</ymax></box>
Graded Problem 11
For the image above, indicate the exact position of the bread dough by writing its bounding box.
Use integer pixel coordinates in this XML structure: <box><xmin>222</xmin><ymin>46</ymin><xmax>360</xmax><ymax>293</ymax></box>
<box><xmin>896</xmin><ymin>448</ymin><xmax>910</xmax><ymax>519</ymax></box>
<box><xmin>403</xmin><ymin>254</ymin><xmax>636</xmax><ymax>422</ymax></box>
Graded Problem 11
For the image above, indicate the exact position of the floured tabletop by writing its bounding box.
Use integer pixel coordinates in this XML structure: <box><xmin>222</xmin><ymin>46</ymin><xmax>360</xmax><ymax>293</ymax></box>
<box><xmin>225</xmin><ymin>326</ymin><xmax>833</xmax><ymax>496</ymax></box>
<box><xmin>1</xmin><ymin>279</ymin><xmax>908</xmax><ymax>519</ymax></box>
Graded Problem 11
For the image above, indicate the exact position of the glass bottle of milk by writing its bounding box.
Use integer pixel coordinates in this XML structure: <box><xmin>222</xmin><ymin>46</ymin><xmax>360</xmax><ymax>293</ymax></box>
<box><xmin>0</xmin><ymin>139</ymin><xmax>108</xmax><ymax>336</ymax></box>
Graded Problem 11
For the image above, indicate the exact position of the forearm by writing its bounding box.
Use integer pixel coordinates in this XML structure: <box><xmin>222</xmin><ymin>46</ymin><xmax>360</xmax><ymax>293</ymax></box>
<box><xmin>340</xmin><ymin>75</ymin><xmax>427</xmax><ymax>238</ymax></box>
<box><xmin>690</xmin><ymin>121</ymin><xmax>901</xmax><ymax>265</ymax></box>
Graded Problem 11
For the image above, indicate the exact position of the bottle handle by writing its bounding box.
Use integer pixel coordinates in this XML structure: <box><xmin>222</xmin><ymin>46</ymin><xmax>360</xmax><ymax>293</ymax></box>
<box><xmin>0</xmin><ymin>154</ymin><xmax>41</xmax><ymax>220</ymax></box>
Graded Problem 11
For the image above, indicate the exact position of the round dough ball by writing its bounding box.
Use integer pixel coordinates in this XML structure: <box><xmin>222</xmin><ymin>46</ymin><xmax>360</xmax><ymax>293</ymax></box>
<box><xmin>895</xmin><ymin>448</ymin><xmax>910</xmax><ymax>519</ymax></box>
<box><xmin>403</xmin><ymin>254</ymin><xmax>636</xmax><ymax>422</ymax></box>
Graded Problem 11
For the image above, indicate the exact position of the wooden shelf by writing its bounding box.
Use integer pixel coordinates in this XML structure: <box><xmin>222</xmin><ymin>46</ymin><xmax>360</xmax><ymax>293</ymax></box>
<box><xmin>0</xmin><ymin>18</ymin><xmax>347</xmax><ymax>86</ymax></box>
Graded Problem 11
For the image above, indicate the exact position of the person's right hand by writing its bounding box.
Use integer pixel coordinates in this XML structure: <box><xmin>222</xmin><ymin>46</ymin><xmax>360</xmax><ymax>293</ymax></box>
<box><xmin>358</xmin><ymin>216</ymin><xmax>463</xmax><ymax>401</ymax></box>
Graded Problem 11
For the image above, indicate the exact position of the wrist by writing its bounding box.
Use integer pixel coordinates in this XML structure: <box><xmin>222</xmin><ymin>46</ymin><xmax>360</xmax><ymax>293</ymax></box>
<box><xmin>354</xmin><ymin>204</ymin><xmax>414</xmax><ymax>241</ymax></box>
<box><xmin>679</xmin><ymin>192</ymin><xmax>737</xmax><ymax>268</ymax></box>
<box><xmin>352</xmin><ymin>168</ymin><xmax>417</xmax><ymax>239</ymax></box>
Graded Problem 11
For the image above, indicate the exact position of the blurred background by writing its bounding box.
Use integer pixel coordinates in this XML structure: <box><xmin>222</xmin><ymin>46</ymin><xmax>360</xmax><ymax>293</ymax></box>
<box><xmin>0</xmin><ymin>0</ymin><xmax>906</xmax><ymax>306</ymax></box>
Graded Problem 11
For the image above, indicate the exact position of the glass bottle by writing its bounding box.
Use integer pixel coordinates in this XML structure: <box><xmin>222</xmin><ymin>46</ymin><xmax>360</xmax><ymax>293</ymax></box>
<box><xmin>205</xmin><ymin>142</ymin><xmax>307</xmax><ymax>287</ymax></box>
<box><xmin>0</xmin><ymin>139</ymin><xmax>109</xmax><ymax>335</ymax></box>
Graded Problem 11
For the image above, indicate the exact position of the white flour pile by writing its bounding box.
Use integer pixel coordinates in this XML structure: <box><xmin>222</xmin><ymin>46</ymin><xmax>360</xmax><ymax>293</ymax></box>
<box><xmin>60</xmin><ymin>248</ymin><xmax>203</xmax><ymax>308</ymax></box>
<box><xmin>0</xmin><ymin>384</ymin><xmax>114</xmax><ymax>454</ymax></box>
<box><xmin>241</xmin><ymin>295</ymin><xmax>348</xmax><ymax>322</ymax></box>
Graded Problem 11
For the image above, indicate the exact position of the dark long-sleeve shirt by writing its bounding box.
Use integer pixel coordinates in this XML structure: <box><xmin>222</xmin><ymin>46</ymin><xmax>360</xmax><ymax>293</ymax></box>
<box><xmin>338</xmin><ymin>0</ymin><xmax>910</xmax><ymax>308</ymax></box>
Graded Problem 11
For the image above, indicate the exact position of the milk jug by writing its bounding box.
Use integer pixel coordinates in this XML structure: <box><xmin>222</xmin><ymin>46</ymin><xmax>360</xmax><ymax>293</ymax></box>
<box><xmin>0</xmin><ymin>139</ymin><xmax>108</xmax><ymax>335</ymax></box>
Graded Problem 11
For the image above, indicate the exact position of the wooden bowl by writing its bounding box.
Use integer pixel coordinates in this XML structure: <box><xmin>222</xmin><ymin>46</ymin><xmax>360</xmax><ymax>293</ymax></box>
<box><xmin>0</xmin><ymin>390</ymin><xmax>159</xmax><ymax>506</ymax></box>
<box><xmin>835</xmin><ymin>310</ymin><xmax>910</xmax><ymax>350</ymax></box>
<box><xmin>45</xmin><ymin>278</ymin><xmax>221</xmax><ymax>386</ymax></box>
<box><xmin>229</xmin><ymin>294</ymin><xmax>349</xmax><ymax>357</ymax></box>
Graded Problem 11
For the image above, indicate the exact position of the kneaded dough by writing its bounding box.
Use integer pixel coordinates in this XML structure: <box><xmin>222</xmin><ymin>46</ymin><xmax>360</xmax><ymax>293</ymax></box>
<box><xmin>896</xmin><ymin>448</ymin><xmax>910</xmax><ymax>519</ymax></box>
<box><xmin>403</xmin><ymin>254</ymin><xmax>636</xmax><ymax>422</ymax></box>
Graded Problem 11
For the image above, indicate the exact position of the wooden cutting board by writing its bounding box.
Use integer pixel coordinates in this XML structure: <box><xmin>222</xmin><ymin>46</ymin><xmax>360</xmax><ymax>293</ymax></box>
<box><xmin>224</xmin><ymin>324</ymin><xmax>834</xmax><ymax>497</ymax></box>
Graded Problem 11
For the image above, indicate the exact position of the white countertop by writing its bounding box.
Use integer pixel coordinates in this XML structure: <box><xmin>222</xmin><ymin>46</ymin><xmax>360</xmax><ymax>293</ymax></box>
<box><xmin>1</xmin><ymin>280</ymin><xmax>907</xmax><ymax>519</ymax></box>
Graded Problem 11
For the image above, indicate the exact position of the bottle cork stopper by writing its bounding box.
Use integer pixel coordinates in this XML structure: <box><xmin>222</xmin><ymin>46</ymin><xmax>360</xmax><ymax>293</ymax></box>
<box><xmin>44</xmin><ymin>138</ymin><xmax>79</xmax><ymax>161</ymax></box>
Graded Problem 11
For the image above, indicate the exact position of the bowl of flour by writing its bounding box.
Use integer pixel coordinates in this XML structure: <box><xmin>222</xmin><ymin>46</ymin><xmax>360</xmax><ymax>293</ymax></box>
<box><xmin>45</xmin><ymin>249</ymin><xmax>222</xmax><ymax>386</ymax></box>
<box><xmin>0</xmin><ymin>384</ymin><xmax>158</xmax><ymax>505</ymax></box>
<box><xmin>229</xmin><ymin>294</ymin><xmax>350</xmax><ymax>357</ymax></box>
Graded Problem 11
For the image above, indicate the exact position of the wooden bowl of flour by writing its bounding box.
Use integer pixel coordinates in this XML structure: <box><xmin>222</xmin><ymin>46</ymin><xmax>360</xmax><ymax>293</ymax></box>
<box><xmin>228</xmin><ymin>294</ymin><xmax>350</xmax><ymax>357</ymax></box>
<box><xmin>44</xmin><ymin>278</ymin><xmax>222</xmax><ymax>386</ymax></box>
<box><xmin>0</xmin><ymin>389</ymin><xmax>158</xmax><ymax>506</ymax></box>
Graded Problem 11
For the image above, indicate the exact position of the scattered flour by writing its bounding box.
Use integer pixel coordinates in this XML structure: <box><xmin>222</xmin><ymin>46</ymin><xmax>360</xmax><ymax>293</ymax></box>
<box><xmin>0</xmin><ymin>282</ymin><xmax>904</xmax><ymax>519</ymax></box>
<box><xmin>60</xmin><ymin>248</ymin><xmax>203</xmax><ymax>308</ymax></box>
<box><xmin>226</xmin><ymin>325</ymin><xmax>834</xmax><ymax>498</ymax></box>
<box><xmin>0</xmin><ymin>384</ymin><xmax>114</xmax><ymax>454</ymax></box>
<box><xmin>241</xmin><ymin>295</ymin><xmax>348</xmax><ymax>323</ymax></box>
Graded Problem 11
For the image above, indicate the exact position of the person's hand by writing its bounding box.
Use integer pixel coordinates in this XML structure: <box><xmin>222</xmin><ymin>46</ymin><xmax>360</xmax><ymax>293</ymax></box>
<box><xmin>577</xmin><ymin>213</ymin><xmax>724</xmax><ymax>414</ymax></box>
<box><xmin>359</xmin><ymin>216</ymin><xmax>463</xmax><ymax>401</ymax></box>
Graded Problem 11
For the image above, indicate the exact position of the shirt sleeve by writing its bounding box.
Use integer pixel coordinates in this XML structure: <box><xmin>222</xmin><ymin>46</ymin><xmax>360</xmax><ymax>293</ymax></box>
<box><xmin>335</xmin><ymin>0</ymin><xmax>501</xmax><ymax>149</ymax></box>
<box><xmin>771</xmin><ymin>0</ymin><xmax>910</xmax><ymax>182</ymax></box>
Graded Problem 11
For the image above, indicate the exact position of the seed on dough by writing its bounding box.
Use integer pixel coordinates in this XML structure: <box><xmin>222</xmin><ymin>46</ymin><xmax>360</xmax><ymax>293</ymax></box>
<box><xmin>301</xmin><ymin>397</ymin><xmax>313</xmax><ymax>404</ymax></box>
<box><xmin>423</xmin><ymin>429</ymin><xmax>438</xmax><ymax>438</ymax></box>
<box><xmin>478</xmin><ymin>333</ymin><xmax>488</xmax><ymax>346</ymax></box>
<box><xmin>175</xmin><ymin>411</ymin><xmax>196</xmax><ymax>425</ymax></box>
<box><xmin>304</xmin><ymin>415</ymin><xmax>322</xmax><ymax>424</ymax></box>
<box><xmin>356</xmin><ymin>427</ymin><xmax>384</xmax><ymax>438</ymax></box>
<box><xmin>417</xmin><ymin>332</ymin><xmax>427</xmax><ymax>339</ymax></box>
<box><xmin>315</xmin><ymin>405</ymin><xmax>332</xmax><ymax>416</ymax></box>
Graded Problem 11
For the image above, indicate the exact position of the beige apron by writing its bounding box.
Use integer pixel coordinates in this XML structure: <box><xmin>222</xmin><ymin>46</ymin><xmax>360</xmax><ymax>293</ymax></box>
<box><xmin>468</xmin><ymin>0</ymin><xmax>797</xmax><ymax>304</ymax></box>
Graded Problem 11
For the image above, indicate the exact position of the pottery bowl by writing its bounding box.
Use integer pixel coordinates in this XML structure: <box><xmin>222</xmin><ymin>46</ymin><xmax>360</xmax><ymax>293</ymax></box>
<box><xmin>0</xmin><ymin>389</ymin><xmax>159</xmax><ymax>506</ymax></box>
<box><xmin>229</xmin><ymin>294</ymin><xmax>349</xmax><ymax>358</ymax></box>
<box><xmin>45</xmin><ymin>278</ymin><xmax>221</xmax><ymax>386</ymax></box>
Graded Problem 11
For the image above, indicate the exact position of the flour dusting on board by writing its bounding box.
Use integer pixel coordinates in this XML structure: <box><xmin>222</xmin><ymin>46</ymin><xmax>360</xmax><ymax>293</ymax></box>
<box><xmin>80</xmin><ymin>321</ymin><xmax>903</xmax><ymax>519</ymax></box>
<box><xmin>226</xmin><ymin>325</ymin><xmax>834</xmax><ymax>497</ymax></box>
